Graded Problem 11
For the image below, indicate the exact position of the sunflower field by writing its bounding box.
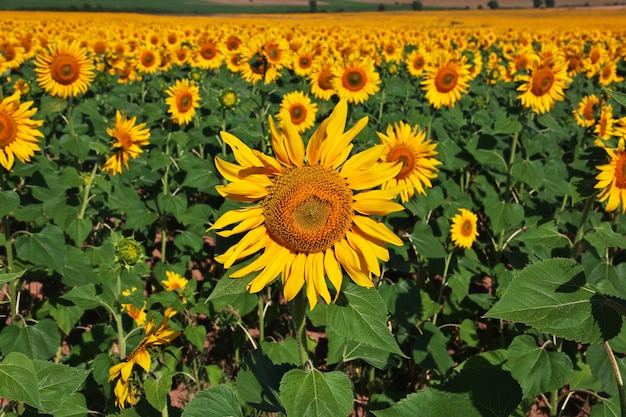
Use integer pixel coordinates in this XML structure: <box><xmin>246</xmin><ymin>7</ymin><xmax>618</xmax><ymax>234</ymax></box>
<box><xmin>1</xmin><ymin>7</ymin><xmax>626</xmax><ymax>417</ymax></box>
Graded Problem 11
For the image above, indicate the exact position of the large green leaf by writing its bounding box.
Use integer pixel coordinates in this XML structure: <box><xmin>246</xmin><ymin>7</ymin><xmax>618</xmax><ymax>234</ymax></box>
<box><xmin>484</xmin><ymin>258</ymin><xmax>623</xmax><ymax>343</ymax></box>
<box><xmin>483</xmin><ymin>199</ymin><xmax>524</xmax><ymax>235</ymax></box>
<box><xmin>51</xmin><ymin>393</ymin><xmax>90</xmax><ymax>417</ymax></box>
<box><xmin>33</xmin><ymin>359</ymin><xmax>90</xmax><ymax>414</ymax></box>
<box><xmin>0</xmin><ymin>190</ymin><xmax>20</xmax><ymax>217</ymax></box>
<box><xmin>506</xmin><ymin>335</ymin><xmax>573</xmax><ymax>397</ymax></box>
<box><xmin>590</xmin><ymin>395</ymin><xmax>620</xmax><ymax>417</ymax></box>
<box><xmin>327</xmin><ymin>283</ymin><xmax>406</xmax><ymax>357</ymax></box>
<box><xmin>586</xmin><ymin>343</ymin><xmax>626</xmax><ymax>397</ymax></box>
<box><xmin>0</xmin><ymin>319</ymin><xmax>62</xmax><ymax>360</ymax></box>
<box><xmin>279</xmin><ymin>368</ymin><xmax>353</xmax><ymax>417</ymax></box>
<box><xmin>412</xmin><ymin>321</ymin><xmax>454</xmax><ymax>374</ymax></box>
<box><xmin>236</xmin><ymin>349</ymin><xmax>294</xmax><ymax>412</ymax></box>
<box><xmin>408</xmin><ymin>222</ymin><xmax>447</xmax><ymax>259</ymax></box>
<box><xmin>206</xmin><ymin>255</ymin><xmax>259</xmax><ymax>302</ymax></box>
<box><xmin>372</xmin><ymin>389</ymin><xmax>481</xmax><ymax>417</ymax></box>
<box><xmin>182</xmin><ymin>385</ymin><xmax>243</xmax><ymax>417</ymax></box>
<box><xmin>0</xmin><ymin>352</ymin><xmax>41</xmax><ymax>410</ymax></box>
<box><xmin>145</xmin><ymin>376</ymin><xmax>172</xmax><ymax>413</ymax></box>
<box><xmin>0</xmin><ymin>269</ymin><xmax>26</xmax><ymax>285</ymax></box>
<box><xmin>14</xmin><ymin>225</ymin><xmax>67</xmax><ymax>274</ymax></box>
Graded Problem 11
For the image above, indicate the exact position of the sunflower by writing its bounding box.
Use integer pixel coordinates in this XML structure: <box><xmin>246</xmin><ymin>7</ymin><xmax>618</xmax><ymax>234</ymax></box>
<box><xmin>162</xmin><ymin>271</ymin><xmax>189</xmax><ymax>292</ymax></box>
<box><xmin>134</xmin><ymin>46</ymin><xmax>160</xmax><ymax>74</ymax></box>
<box><xmin>449</xmin><ymin>208</ymin><xmax>479</xmax><ymax>249</ymax></box>
<box><xmin>594</xmin><ymin>104</ymin><xmax>616</xmax><ymax>141</ymax></box>
<box><xmin>210</xmin><ymin>99</ymin><xmax>406</xmax><ymax>309</ymax></box>
<box><xmin>291</xmin><ymin>48</ymin><xmax>317</xmax><ymax>77</ymax></box>
<box><xmin>405</xmin><ymin>48</ymin><xmax>428</xmax><ymax>78</ymax></box>
<box><xmin>34</xmin><ymin>40</ymin><xmax>95</xmax><ymax>99</ymax></box>
<box><xmin>239</xmin><ymin>37</ymin><xmax>280</xmax><ymax>85</ymax></box>
<box><xmin>193</xmin><ymin>38</ymin><xmax>223</xmax><ymax>70</ymax></box>
<box><xmin>332</xmin><ymin>58</ymin><xmax>381</xmax><ymax>105</ymax></box>
<box><xmin>517</xmin><ymin>58</ymin><xmax>572</xmax><ymax>114</ymax></box>
<box><xmin>377</xmin><ymin>121</ymin><xmax>441</xmax><ymax>203</ymax></box>
<box><xmin>573</xmin><ymin>94</ymin><xmax>601</xmax><ymax>128</ymax></box>
<box><xmin>0</xmin><ymin>41</ymin><xmax>26</xmax><ymax>70</ymax></box>
<box><xmin>120</xmin><ymin>288</ymin><xmax>147</xmax><ymax>326</ymax></box>
<box><xmin>102</xmin><ymin>111</ymin><xmax>151</xmax><ymax>175</ymax></box>
<box><xmin>597</xmin><ymin>59</ymin><xmax>623</xmax><ymax>87</ymax></box>
<box><xmin>218</xmin><ymin>88</ymin><xmax>240</xmax><ymax>110</ymax></box>
<box><xmin>165</xmin><ymin>79</ymin><xmax>201</xmax><ymax>125</ymax></box>
<box><xmin>0</xmin><ymin>92</ymin><xmax>43</xmax><ymax>172</ymax></box>
<box><xmin>276</xmin><ymin>91</ymin><xmax>318</xmax><ymax>134</ymax></box>
<box><xmin>309</xmin><ymin>61</ymin><xmax>336</xmax><ymax>101</ymax></box>
<box><xmin>595</xmin><ymin>138</ymin><xmax>626</xmax><ymax>213</ymax></box>
<box><xmin>421</xmin><ymin>53</ymin><xmax>471</xmax><ymax>109</ymax></box>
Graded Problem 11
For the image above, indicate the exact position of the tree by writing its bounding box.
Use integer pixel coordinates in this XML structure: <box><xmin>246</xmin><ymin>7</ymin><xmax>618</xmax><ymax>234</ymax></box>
<box><xmin>309</xmin><ymin>0</ymin><xmax>317</xmax><ymax>12</ymax></box>
<box><xmin>411</xmin><ymin>0</ymin><xmax>423</xmax><ymax>10</ymax></box>
<box><xmin>487</xmin><ymin>0</ymin><xmax>499</xmax><ymax>8</ymax></box>
<box><xmin>533</xmin><ymin>0</ymin><xmax>543</xmax><ymax>7</ymax></box>
<box><xmin>545</xmin><ymin>0</ymin><xmax>555</xmax><ymax>6</ymax></box>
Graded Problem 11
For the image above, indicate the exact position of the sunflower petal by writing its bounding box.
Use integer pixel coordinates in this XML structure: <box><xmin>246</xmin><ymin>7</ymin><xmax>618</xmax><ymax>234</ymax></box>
<box><xmin>283</xmin><ymin>252</ymin><xmax>305</xmax><ymax>302</ymax></box>
<box><xmin>353</xmin><ymin>215</ymin><xmax>403</xmax><ymax>246</ymax></box>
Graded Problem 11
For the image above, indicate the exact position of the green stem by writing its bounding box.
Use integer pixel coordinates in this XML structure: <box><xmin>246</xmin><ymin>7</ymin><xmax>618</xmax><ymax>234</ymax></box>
<box><xmin>432</xmin><ymin>250</ymin><xmax>454</xmax><ymax>326</ymax></box>
<box><xmin>161</xmin><ymin>132</ymin><xmax>171</xmax><ymax>261</ymax></box>
<box><xmin>115</xmin><ymin>268</ymin><xmax>126</xmax><ymax>359</ymax></box>
<box><xmin>604</xmin><ymin>341</ymin><xmax>626</xmax><ymax>417</ymax></box>
<box><xmin>377</xmin><ymin>88</ymin><xmax>385</xmax><ymax>123</ymax></box>
<box><xmin>1</xmin><ymin>171</ymin><xmax>18</xmax><ymax>320</ymax></box>
<box><xmin>570</xmin><ymin>195</ymin><xmax>595</xmax><ymax>259</ymax></box>
<box><xmin>506</xmin><ymin>131</ymin><xmax>519</xmax><ymax>188</ymax></box>
<box><xmin>291</xmin><ymin>290</ymin><xmax>309</xmax><ymax>368</ymax></box>
<box><xmin>78</xmin><ymin>162</ymin><xmax>99</xmax><ymax>220</ymax></box>
<box><xmin>258</xmin><ymin>293</ymin><xmax>265</xmax><ymax>343</ymax></box>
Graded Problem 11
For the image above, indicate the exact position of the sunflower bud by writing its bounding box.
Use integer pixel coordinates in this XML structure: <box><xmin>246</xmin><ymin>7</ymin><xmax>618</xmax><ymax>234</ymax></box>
<box><xmin>115</xmin><ymin>236</ymin><xmax>145</xmax><ymax>266</ymax></box>
<box><xmin>218</xmin><ymin>88</ymin><xmax>239</xmax><ymax>110</ymax></box>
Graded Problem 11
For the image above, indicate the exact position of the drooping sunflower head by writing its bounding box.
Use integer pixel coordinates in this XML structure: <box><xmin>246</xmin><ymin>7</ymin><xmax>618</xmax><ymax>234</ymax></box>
<box><xmin>210</xmin><ymin>99</ymin><xmax>406</xmax><ymax>309</ymax></box>
<box><xmin>0</xmin><ymin>92</ymin><xmax>43</xmax><ymax>171</ymax></box>
<box><xmin>450</xmin><ymin>208</ymin><xmax>479</xmax><ymax>249</ymax></box>
<box><xmin>377</xmin><ymin>121</ymin><xmax>441</xmax><ymax>203</ymax></box>
<box><xmin>34</xmin><ymin>40</ymin><xmax>95</xmax><ymax>99</ymax></box>
<box><xmin>165</xmin><ymin>78</ymin><xmax>201</xmax><ymax>125</ymax></box>
<box><xmin>276</xmin><ymin>91</ymin><xmax>318</xmax><ymax>134</ymax></box>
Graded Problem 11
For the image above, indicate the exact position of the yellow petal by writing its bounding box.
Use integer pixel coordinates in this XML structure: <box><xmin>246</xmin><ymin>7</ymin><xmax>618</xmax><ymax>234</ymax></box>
<box><xmin>310</xmin><ymin>251</ymin><xmax>330</xmax><ymax>305</ymax></box>
<box><xmin>269</xmin><ymin>116</ymin><xmax>292</xmax><ymax>167</ymax></box>
<box><xmin>353</xmin><ymin>198</ymin><xmax>405</xmax><ymax>216</ymax></box>
<box><xmin>247</xmin><ymin>243</ymin><xmax>287</xmax><ymax>293</ymax></box>
<box><xmin>215</xmin><ymin>181</ymin><xmax>268</xmax><ymax>202</ymax></box>
<box><xmin>209</xmin><ymin>206</ymin><xmax>263</xmax><ymax>231</ymax></box>
<box><xmin>283</xmin><ymin>118</ymin><xmax>305</xmax><ymax>167</ymax></box>
<box><xmin>347</xmin><ymin>230</ymin><xmax>380</xmax><ymax>277</ymax></box>
<box><xmin>216</xmin><ymin>211</ymin><xmax>265</xmax><ymax>237</ymax></box>
<box><xmin>218</xmin><ymin>225</ymin><xmax>268</xmax><ymax>268</ymax></box>
<box><xmin>306</xmin><ymin>116</ymin><xmax>331</xmax><ymax>165</ymax></box>
<box><xmin>283</xmin><ymin>252</ymin><xmax>305</xmax><ymax>302</ymax></box>
<box><xmin>352</xmin><ymin>215</ymin><xmax>403</xmax><ymax>247</ymax></box>
<box><xmin>334</xmin><ymin>238</ymin><xmax>373</xmax><ymax>288</ymax></box>
<box><xmin>221</xmin><ymin>131</ymin><xmax>262</xmax><ymax>167</ymax></box>
<box><xmin>133</xmin><ymin>347</ymin><xmax>151</xmax><ymax>372</ymax></box>
<box><xmin>324</xmin><ymin>248</ymin><xmax>343</xmax><ymax>300</ymax></box>
<box><xmin>340</xmin><ymin>144</ymin><xmax>385</xmax><ymax>178</ymax></box>
<box><xmin>346</xmin><ymin>161</ymin><xmax>402</xmax><ymax>191</ymax></box>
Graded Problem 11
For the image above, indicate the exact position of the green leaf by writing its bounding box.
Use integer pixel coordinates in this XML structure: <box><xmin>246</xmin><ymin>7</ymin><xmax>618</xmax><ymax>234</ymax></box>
<box><xmin>65</xmin><ymin>217</ymin><xmax>92</xmax><ymax>246</ymax></box>
<box><xmin>145</xmin><ymin>376</ymin><xmax>172</xmax><ymax>413</ymax></box>
<box><xmin>409</xmin><ymin>222</ymin><xmax>447</xmax><ymax>259</ymax></box>
<box><xmin>484</xmin><ymin>258</ymin><xmax>623</xmax><ymax>343</ymax></box>
<box><xmin>157</xmin><ymin>193</ymin><xmax>188</xmax><ymax>219</ymax></box>
<box><xmin>51</xmin><ymin>393</ymin><xmax>90</xmax><ymax>417</ymax></box>
<box><xmin>372</xmin><ymin>389</ymin><xmax>482</xmax><ymax>417</ymax></box>
<box><xmin>343</xmin><ymin>339</ymin><xmax>396</xmax><ymax>370</ymax></box>
<box><xmin>604</xmin><ymin>87</ymin><xmax>626</xmax><ymax>109</ymax></box>
<box><xmin>236</xmin><ymin>349</ymin><xmax>294</xmax><ymax>412</ymax></box>
<box><xmin>507</xmin><ymin>335</ymin><xmax>573</xmax><ymax>397</ymax></box>
<box><xmin>379</xmin><ymin>279</ymin><xmax>438</xmax><ymax>328</ymax></box>
<box><xmin>0</xmin><ymin>352</ymin><xmax>41</xmax><ymax>410</ymax></box>
<box><xmin>0</xmin><ymin>319</ymin><xmax>62</xmax><ymax>360</ymax></box>
<box><xmin>327</xmin><ymin>283</ymin><xmax>406</xmax><ymax>357</ymax></box>
<box><xmin>48</xmin><ymin>300</ymin><xmax>84</xmax><ymax>335</ymax></box>
<box><xmin>517</xmin><ymin>222</ymin><xmax>569</xmax><ymax>251</ymax></box>
<box><xmin>412</xmin><ymin>321</ymin><xmax>455</xmax><ymax>374</ymax></box>
<box><xmin>260</xmin><ymin>339</ymin><xmax>300</xmax><ymax>366</ymax></box>
<box><xmin>14</xmin><ymin>225</ymin><xmax>67</xmax><ymax>274</ymax></box>
<box><xmin>206</xmin><ymin>256</ymin><xmax>259</xmax><ymax>302</ymax></box>
<box><xmin>63</xmin><ymin>247</ymin><xmax>98</xmax><ymax>286</ymax></box>
<box><xmin>0</xmin><ymin>190</ymin><xmax>20</xmax><ymax>217</ymax></box>
<box><xmin>33</xmin><ymin>359</ymin><xmax>90</xmax><ymax>414</ymax></box>
<box><xmin>39</xmin><ymin>95</ymin><xmax>68</xmax><ymax>119</ymax></box>
<box><xmin>184</xmin><ymin>324</ymin><xmax>207</xmax><ymax>351</ymax></box>
<box><xmin>586</xmin><ymin>343</ymin><xmax>626</xmax><ymax>397</ymax></box>
<box><xmin>590</xmin><ymin>394</ymin><xmax>620</xmax><ymax>417</ymax></box>
<box><xmin>0</xmin><ymin>269</ymin><xmax>26</xmax><ymax>285</ymax></box>
<box><xmin>584</xmin><ymin>222</ymin><xmax>626</xmax><ymax>253</ymax></box>
<box><xmin>510</xmin><ymin>160</ymin><xmax>544</xmax><ymax>190</ymax></box>
<box><xmin>484</xmin><ymin>199</ymin><xmax>524</xmax><ymax>234</ymax></box>
<box><xmin>61</xmin><ymin>284</ymin><xmax>103</xmax><ymax>310</ymax></box>
<box><xmin>280</xmin><ymin>368</ymin><xmax>353</xmax><ymax>417</ymax></box>
<box><xmin>182</xmin><ymin>385</ymin><xmax>243</xmax><ymax>417</ymax></box>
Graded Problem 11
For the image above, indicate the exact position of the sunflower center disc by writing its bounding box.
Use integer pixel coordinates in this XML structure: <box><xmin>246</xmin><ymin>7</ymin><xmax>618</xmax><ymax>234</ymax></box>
<box><xmin>263</xmin><ymin>165</ymin><xmax>353</xmax><ymax>254</ymax></box>
<box><xmin>290</xmin><ymin>104</ymin><xmax>306</xmax><ymax>125</ymax></box>
<box><xmin>345</xmin><ymin>70</ymin><xmax>365</xmax><ymax>91</ymax></box>
<box><xmin>461</xmin><ymin>219</ymin><xmax>474</xmax><ymax>237</ymax></box>
<box><xmin>51</xmin><ymin>55</ymin><xmax>79</xmax><ymax>85</ymax></box>
<box><xmin>531</xmin><ymin>67</ymin><xmax>554</xmax><ymax>96</ymax></box>
<box><xmin>435</xmin><ymin>68</ymin><xmax>458</xmax><ymax>93</ymax></box>
<box><xmin>0</xmin><ymin>112</ymin><xmax>16</xmax><ymax>147</ymax></box>
<box><xmin>178</xmin><ymin>93</ymin><xmax>193</xmax><ymax>112</ymax></box>
<box><xmin>387</xmin><ymin>145</ymin><xmax>415</xmax><ymax>180</ymax></box>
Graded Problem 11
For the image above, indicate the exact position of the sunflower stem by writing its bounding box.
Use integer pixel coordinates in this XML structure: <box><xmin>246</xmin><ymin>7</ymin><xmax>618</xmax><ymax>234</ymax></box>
<box><xmin>570</xmin><ymin>195</ymin><xmax>594</xmax><ymax>259</ymax></box>
<box><xmin>115</xmin><ymin>267</ymin><xmax>126</xmax><ymax>360</ymax></box>
<box><xmin>432</xmin><ymin>250</ymin><xmax>454</xmax><ymax>326</ymax></box>
<box><xmin>603</xmin><ymin>341</ymin><xmax>626</xmax><ymax>417</ymax></box>
<box><xmin>160</xmin><ymin>132</ymin><xmax>172</xmax><ymax>261</ymax></box>
<box><xmin>1</xmin><ymin>170</ymin><xmax>18</xmax><ymax>321</ymax></box>
<box><xmin>506</xmin><ymin>131</ymin><xmax>519</xmax><ymax>189</ymax></box>
<box><xmin>78</xmin><ymin>162</ymin><xmax>99</xmax><ymax>220</ymax></box>
<box><xmin>258</xmin><ymin>293</ymin><xmax>265</xmax><ymax>343</ymax></box>
<box><xmin>291</xmin><ymin>290</ymin><xmax>309</xmax><ymax>368</ymax></box>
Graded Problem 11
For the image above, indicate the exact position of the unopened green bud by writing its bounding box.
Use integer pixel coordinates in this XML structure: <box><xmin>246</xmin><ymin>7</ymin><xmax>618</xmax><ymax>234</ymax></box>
<box><xmin>218</xmin><ymin>88</ymin><xmax>239</xmax><ymax>110</ymax></box>
<box><xmin>115</xmin><ymin>236</ymin><xmax>144</xmax><ymax>266</ymax></box>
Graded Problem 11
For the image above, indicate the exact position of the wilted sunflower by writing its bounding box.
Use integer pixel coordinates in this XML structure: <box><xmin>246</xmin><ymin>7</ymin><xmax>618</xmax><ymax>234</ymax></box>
<box><xmin>332</xmin><ymin>58</ymin><xmax>381</xmax><ymax>105</ymax></box>
<box><xmin>449</xmin><ymin>208</ymin><xmax>479</xmax><ymax>249</ymax></box>
<box><xmin>103</xmin><ymin>111</ymin><xmax>151</xmax><ymax>175</ymax></box>
<box><xmin>517</xmin><ymin>57</ymin><xmax>572</xmax><ymax>114</ymax></box>
<box><xmin>165</xmin><ymin>78</ymin><xmax>201</xmax><ymax>125</ymax></box>
<box><xmin>377</xmin><ymin>121</ymin><xmax>441</xmax><ymax>203</ymax></box>
<box><xmin>277</xmin><ymin>91</ymin><xmax>318</xmax><ymax>134</ymax></box>
<box><xmin>0</xmin><ymin>92</ymin><xmax>43</xmax><ymax>171</ymax></box>
<box><xmin>34</xmin><ymin>40</ymin><xmax>95</xmax><ymax>98</ymax></box>
<box><xmin>595</xmin><ymin>138</ymin><xmax>626</xmax><ymax>213</ymax></box>
<box><xmin>421</xmin><ymin>53</ymin><xmax>471</xmax><ymax>109</ymax></box>
<box><xmin>210</xmin><ymin>99</ymin><xmax>406</xmax><ymax>309</ymax></box>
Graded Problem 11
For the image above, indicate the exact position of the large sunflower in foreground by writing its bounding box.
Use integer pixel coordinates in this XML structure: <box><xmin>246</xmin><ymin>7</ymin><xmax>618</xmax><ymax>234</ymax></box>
<box><xmin>210</xmin><ymin>99</ymin><xmax>406</xmax><ymax>309</ymax></box>
<box><xmin>34</xmin><ymin>40</ymin><xmax>95</xmax><ymax>99</ymax></box>
<box><xmin>517</xmin><ymin>58</ymin><xmax>572</xmax><ymax>114</ymax></box>
<box><xmin>377</xmin><ymin>121</ymin><xmax>441</xmax><ymax>203</ymax></box>
<box><xmin>421</xmin><ymin>53</ymin><xmax>471</xmax><ymax>109</ymax></box>
<box><xmin>595</xmin><ymin>138</ymin><xmax>626</xmax><ymax>213</ymax></box>
<box><xmin>0</xmin><ymin>92</ymin><xmax>43</xmax><ymax>171</ymax></box>
<box><xmin>103</xmin><ymin>111</ymin><xmax>151</xmax><ymax>175</ymax></box>
<box><xmin>165</xmin><ymin>79</ymin><xmax>201</xmax><ymax>125</ymax></box>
